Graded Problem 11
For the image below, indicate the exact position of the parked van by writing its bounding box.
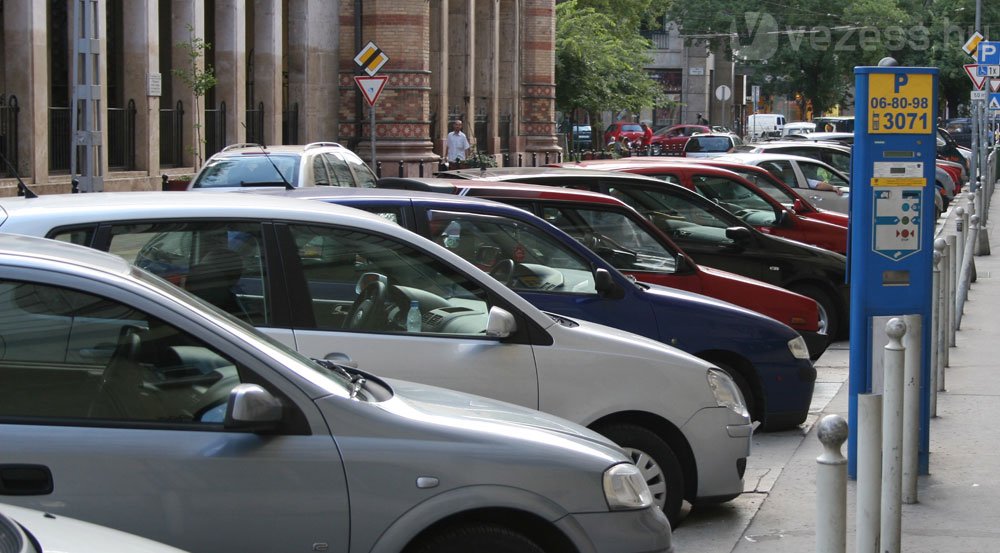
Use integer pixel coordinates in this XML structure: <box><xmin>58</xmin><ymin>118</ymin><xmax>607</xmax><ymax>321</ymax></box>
<box><xmin>747</xmin><ymin>114</ymin><xmax>786</xmax><ymax>139</ymax></box>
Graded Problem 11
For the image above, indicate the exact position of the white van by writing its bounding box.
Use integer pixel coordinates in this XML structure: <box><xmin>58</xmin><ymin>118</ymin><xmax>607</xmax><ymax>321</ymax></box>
<box><xmin>747</xmin><ymin>113</ymin><xmax>786</xmax><ymax>139</ymax></box>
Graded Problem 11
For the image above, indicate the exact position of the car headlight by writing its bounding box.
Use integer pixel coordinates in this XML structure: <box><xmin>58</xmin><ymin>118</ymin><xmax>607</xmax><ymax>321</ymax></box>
<box><xmin>603</xmin><ymin>462</ymin><xmax>653</xmax><ymax>510</ymax></box>
<box><xmin>706</xmin><ymin>368</ymin><xmax>749</xmax><ymax>418</ymax></box>
<box><xmin>788</xmin><ymin>335</ymin><xmax>810</xmax><ymax>360</ymax></box>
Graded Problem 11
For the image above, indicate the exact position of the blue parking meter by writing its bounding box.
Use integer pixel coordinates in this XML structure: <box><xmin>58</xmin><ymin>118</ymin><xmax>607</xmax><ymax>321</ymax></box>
<box><xmin>848</xmin><ymin>66</ymin><xmax>938</xmax><ymax>477</ymax></box>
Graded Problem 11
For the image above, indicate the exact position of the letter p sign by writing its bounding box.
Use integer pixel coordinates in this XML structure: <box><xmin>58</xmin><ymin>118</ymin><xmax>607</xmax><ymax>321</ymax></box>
<box><xmin>978</xmin><ymin>42</ymin><xmax>1000</xmax><ymax>65</ymax></box>
<box><xmin>893</xmin><ymin>74</ymin><xmax>909</xmax><ymax>93</ymax></box>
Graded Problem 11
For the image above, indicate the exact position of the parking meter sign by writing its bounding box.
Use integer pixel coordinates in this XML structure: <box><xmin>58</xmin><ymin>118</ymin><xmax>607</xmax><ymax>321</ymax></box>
<box><xmin>867</xmin><ymin>73</ymin><xmax>933</xmax><ymax>134</ymax></box>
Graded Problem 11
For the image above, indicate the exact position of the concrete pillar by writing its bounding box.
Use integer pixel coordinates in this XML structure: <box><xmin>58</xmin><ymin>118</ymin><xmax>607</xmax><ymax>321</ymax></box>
<box><xmin>464</xmin><ymin>0</ymin><xmax>476</xmax><ymax>151</ymax></box>
<box><xmin>432</xmin><ymin>0</ymin><xmax>449</xmax><ymax>157</ymax></box>
<box><xmin>682</xmin><ymin>40</ymin><xmax>710</xmax><ymax>126</ymax></box>
<box><xmin>214</xmin><ymin>0</ymin><xmax>246</xmax><ymax>146</ymax></box>
<box><xmin>171</xmin><ymin>0</ymin><xmax>205</xmax><ymax>168</ymax></box>
<box><xmin>123</xmin><ymin>0</ymin><xmax>160</xmax><ymax>177</ymax></box>
<box><xmin>520</xmin><ymin>0</ymin><xmax>558</xmax><ymax>153</ymax></box>
<box><xmin>253</xmin><ymin>0</ymin><xmax>282</xmax><ymax>146</ymax></box>
<box><xmin>486</xmin><ymin>0</ymin><xmax>500</xmax><ymax>154</ymax></box>
<box><xmin>507</xmin><ymin>0</ymin><xmax>521</xmax><ymax>153</ymax></box>
<box><xmin>4</xmin><ymin>1</ymin><xmax>49</xmax><ymax>184</ymax></box>
<box><xmin>287</xmin><ymin>0</ymin><xmax>338</xmax><ymax>144</ymax></box>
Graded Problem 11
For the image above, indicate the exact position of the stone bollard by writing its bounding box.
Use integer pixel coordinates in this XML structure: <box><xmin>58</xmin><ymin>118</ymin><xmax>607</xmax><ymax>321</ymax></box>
<box><xmin>881</xmin><ymin>318</ymin><xmax>906</xmax><ymax>553</ymax></box>
<box><xmin>930</xmin><ymin>245</ymin><xmax>943</xmax><ymax>414</ymax></box>
<box><xmin>856</xmin><ymin>394</ymin><xmax>882</xmax><ymax>553</ymax></box>
<box><xmin>817</xmin><ymin>414</ymin><xmax>848</xmax><ymax>553</ymax></box>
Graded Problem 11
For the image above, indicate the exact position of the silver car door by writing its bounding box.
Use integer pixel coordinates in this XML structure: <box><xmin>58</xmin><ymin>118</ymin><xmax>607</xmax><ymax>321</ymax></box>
<box><xmin>791</xmin><ymin>160</ymin><xmax>850</xmax><ymax>213</ymax></box>
<box><xmin>0</xmin><ymin>275</ymin><xmax>349</xmax><ymax>553</ymax></box>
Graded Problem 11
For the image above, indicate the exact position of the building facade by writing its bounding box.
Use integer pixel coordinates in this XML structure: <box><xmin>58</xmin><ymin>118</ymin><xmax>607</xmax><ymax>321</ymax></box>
<box><xmin>0</xmin><ymin>0</ymin><xmax>559</xmax><ymax>194</ymax></box>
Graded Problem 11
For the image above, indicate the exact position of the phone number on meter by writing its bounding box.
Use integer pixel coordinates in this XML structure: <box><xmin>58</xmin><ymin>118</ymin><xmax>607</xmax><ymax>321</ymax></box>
<box><xmin>869</xmin><ymin>97</ymin><xmax>930</xmax><ymax>110</ymax></box>
<box><xmin>870</xmin><ymin>112</ymin><xmax>929</xmax><ymax>132</ymax></box>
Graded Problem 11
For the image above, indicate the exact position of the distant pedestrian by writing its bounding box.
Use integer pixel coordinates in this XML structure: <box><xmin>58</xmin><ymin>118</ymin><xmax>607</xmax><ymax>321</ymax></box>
<box><xmin>641</xmin><ymin>122</ymin><xmax>653</xmax><ymax>148</ymax></box>
<box><xmin>446</xmin><ymin>120</ymin><xmax>471</xmax><ymax>164</ymax></box>
<box><xmin>696</xmin><ymin>113</ymin><xmax>709</xmax><ymax>126</ymax></box>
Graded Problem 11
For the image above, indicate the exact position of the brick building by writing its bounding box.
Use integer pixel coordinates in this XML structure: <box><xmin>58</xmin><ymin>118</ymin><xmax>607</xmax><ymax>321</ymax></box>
<box><xmin>0</xmin><ymin>0</ymin><xmax>559</xmax><ymax>194</ymax></box>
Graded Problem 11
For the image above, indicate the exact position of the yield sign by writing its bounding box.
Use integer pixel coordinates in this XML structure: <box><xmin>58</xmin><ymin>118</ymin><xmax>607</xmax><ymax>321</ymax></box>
<box><xmin>964</xmin><ymin>64</ymin><xmax>987</xmax><ymax>89</ymax></box>
<box><xmin>355</xmin><ymin>76</ymin><xmax>388</xmax><ymax>106</ymax></box>
<box><xmin>991</xmin><ymin>78</ymin><xmax>1000</xmax><ymax>93</ymax></box>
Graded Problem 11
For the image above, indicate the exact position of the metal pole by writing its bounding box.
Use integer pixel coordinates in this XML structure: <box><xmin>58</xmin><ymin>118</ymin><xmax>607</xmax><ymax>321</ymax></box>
<box><xmin>880</xmin><ymin>318</ymin><xmax>906</xmax><ymax>553</ymax></box>
<box><xmin>946</xmin><ymin>234</ymin><xmax>958</xmax><ymax>349</ymax></box>
<box><xmin>817</xmin><ymin>414</ymin><xmax>848</xmax><ymax>553</ymax></box>
<box><xmin>856</xmin><ymin>393</ymin><xmax>883</xmax><ymax>553</ymax></box>
<box><xmin>370</xmin><ymin>107</ymin><xmax>377</xmax><ymax>172</ymax></box>
<box><xmin>901</xmin><ymin>314</ymin><xmax>920</xmax><ymax>504</ymax></box>
<box><xmin>931</xmin><ymin>245</ymin><xmax>943</xmax><ymax>413</ymax></box>
<box><xmin>957</xmin><ymin>214</ymin><xmax>980</xmax><ymax>324</ymax></box>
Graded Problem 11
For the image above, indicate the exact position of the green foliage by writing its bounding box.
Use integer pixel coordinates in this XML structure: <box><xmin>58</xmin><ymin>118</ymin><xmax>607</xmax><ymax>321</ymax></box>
<box><xmin>556</xmin><ymin>1</ymin><xmax>669</xmax><ymax>117</ymax></box>
<box><xmin>172</xmin><ymin>24</ymin><xmax>217</xmax><ymax>169</ymax></box>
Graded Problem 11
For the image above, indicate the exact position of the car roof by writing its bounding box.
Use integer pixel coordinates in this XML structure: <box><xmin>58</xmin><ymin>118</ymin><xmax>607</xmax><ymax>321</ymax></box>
<box><xmin>714</xmin><ymin>152</ymin><xmax>841</xmax><ymax>165</ymax></box>
<box><xmin>210</xmin><ymin>142</ymin><xmax>348</xmax><ymax>156</ymax></box>
<box><xmin>549</xmin><ymin>158</ymin><xmax>748</xmax><ymax>177</ymax></box>
<box><xmin>0</xmin><ymin>232</ymin><xmax>133</xmax><ymax>276</ymax></box>
<box><xmin>441</xmin><ymin>166</ymin><xmax>671</xmax><ymax>183</ymax></box>
<box><xmin>374</xmin><ymin>177</ymin><xmax>624</xmax><ymax>205</ymax></box>
<box><xmin>745</xmin><ymin>141</ymin><xmax>852</xmax><ymax>153</ymax></box>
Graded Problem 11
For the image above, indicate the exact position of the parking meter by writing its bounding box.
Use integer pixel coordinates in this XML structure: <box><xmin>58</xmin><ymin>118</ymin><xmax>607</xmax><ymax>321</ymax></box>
<box><xmin>848</xmin><ymin>66</ymin><xmax>938</xmax><ymax>477</ymax></box>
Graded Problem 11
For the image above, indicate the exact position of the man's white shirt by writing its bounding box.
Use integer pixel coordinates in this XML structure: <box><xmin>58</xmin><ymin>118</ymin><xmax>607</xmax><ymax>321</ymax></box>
<box><xmin>447</xmin><ymin>131</ymin><xmax>470</xmax><ymax>161</ymax></box>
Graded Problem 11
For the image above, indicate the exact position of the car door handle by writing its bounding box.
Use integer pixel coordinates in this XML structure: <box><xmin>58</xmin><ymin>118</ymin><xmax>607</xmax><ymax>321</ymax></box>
<box><xmin>324</xmin><ymin>352</ymin><xmax>359</xmax><ymax>369</ymax></box>
<box><xmin>0</xmin><ymin>464</ymin><xmax>53</xmax><ymax>495</ymax></box>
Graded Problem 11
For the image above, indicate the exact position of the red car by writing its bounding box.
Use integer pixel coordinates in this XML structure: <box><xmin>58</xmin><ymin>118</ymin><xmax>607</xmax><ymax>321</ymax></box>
<box><xmin>551</xmin><ymin>159</ymin><xmax>849</xmax><ymax>254</ymax></box>
<box><xmin>378</xmin><ymin>176</ymin><xmax>828</xmax><ymax>357</ymax></box>
<box><xmin>602</xmin><ymin>121</ymin><xmax>645</xmax><ymax>146</ymax></box>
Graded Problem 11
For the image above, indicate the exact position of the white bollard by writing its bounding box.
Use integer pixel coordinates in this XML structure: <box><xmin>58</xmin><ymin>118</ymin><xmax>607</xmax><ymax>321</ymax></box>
<box><xmin>930</xmin><ymin>247</ymin><xmax>942</xmax><ymax>416</ymax></box>
<box><xmin>902</xmin><ymin>314</ymin><xmax>920</xmax><ymax>505</ymax></box>
<box><xmin>880</xmin><ymin>318</ymin><xmax>906</xmax><ymax>553</ymax></box>
<box><xmin>946</xmin><ymin>233</ymin><xmax>957</xmax><ymax>350</ymax></box>
<box><xmin>856</xmin><ymin>393</ymin><xmax>883</xmax><ymax>553</ymax></box>
<box><xmin>817</xmin><ymin>414</ymin><xmax>848</xmax><ymax>553</ymax></box>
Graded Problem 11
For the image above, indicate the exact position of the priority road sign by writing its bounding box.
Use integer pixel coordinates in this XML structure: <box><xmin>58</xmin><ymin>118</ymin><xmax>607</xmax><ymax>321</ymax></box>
<box><xmin>354</xmin><ymin>41</ymin><xmax>389</xmax><ymax>76</ymax></box>
<box><xmin>977</xmin><ymin>41</ymin><xmax>1000</xmax><ymax>65</ymax></box>
<box><xmin>354</xmin><ymin>76</ymin><xmax>388</xmax><ymax>107</ymax></box>
<box><xmin>964</xmin><ymin>64</ymin><xmax>988</xmax><ymax>89</ymax></box>
<box><xmin>963</xmin><ymin>32</ymin><xmax>984</xmax><ymax>57</ymax></box>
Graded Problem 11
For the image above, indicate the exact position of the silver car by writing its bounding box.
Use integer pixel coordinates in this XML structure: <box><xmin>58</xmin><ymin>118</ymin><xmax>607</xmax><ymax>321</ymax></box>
<box><xmin>0</xmin><ymin>233</ymin><xmax>671</xmax><ymax>553</ymax></box>
<box><xmin>0</xmin><ymin>191</ymin><xmax>752</xmax><ymax>526</ymax></box>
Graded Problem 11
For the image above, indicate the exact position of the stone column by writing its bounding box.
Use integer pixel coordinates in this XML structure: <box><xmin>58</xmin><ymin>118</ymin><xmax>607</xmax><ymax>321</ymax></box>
<box><xmin>171</xmin><ymin>0</ymin><xmax>205</xmax><ymax>168</ymax></box>
<box><xmin>253</xmin><ymin>0</ymin><xmax>282</xmax><ymax>146</ymax></box>
<box><xmin>464</xmin><ymin>0</ymin><xmax>475</xmax><ymax>151</ymax></box>
<box><xmin>123</xmin><ymin>0</ymin><xmax>160</xmax><ymax>178</ymax></box>
<box><xmin>486</xmin><ymin>0</ymin><xmax>500</xmax><ymax>154</ymax></box>
<box><xmin>432</xmin><ymin>0</ymin><xmax>449</xmax><ymax>157</ymax></box>
<box><xmin>520</xmin><ymin>0</ymin><xmax>558</xmax><ymax>154</ymax></box>
<box><xmin>214</xmin><ymin>0</ymin><xmax>246</xmax><ymax>146</ymax></box>
<box><xmin>3</xmin><ymin>1</ymin><xmax>48</xmax><ymax>186</ymax></box>
<box><xmin>287</xmin><ymin>0</ymin><xmax>338</xmax><ymax>144</ymax></box>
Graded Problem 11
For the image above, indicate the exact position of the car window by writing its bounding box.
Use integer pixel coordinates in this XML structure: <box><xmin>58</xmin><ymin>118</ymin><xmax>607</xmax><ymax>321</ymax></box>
<box><xmin>691</xmin><ymin>175</ymin><xmax>777</xmax><ymax>225</ymax></box>
<box><xmin>605</xmin><ymin>186</ymin><xmax>736</xmax><ymax>246</ymax></box>
<box><xmin>825</xmin><ymin>151</ymin><xmax>851</xmax><ymax>174</ymax></box>
<box><xmin>323</xmin><ymin>153</ymin><xmax>356</xmax><ymax>187</ymax></box>
<box><xmin>758</xmin><ymin>160</ymin><xmax>798</xmax><ymax>187</ymax></box>
<box><xmin>798</xmin><ymin>161</ymin><xmax>849</xmax><ymax>188</ymax></box>
<box><xmin>287</xmin><ymin>224</ymin><xmax>493</xmax><ymax>335</ymax></box>
<box><xmin>686</xmin><ymin>137</ymin><xmax>732</xmax><ymax>153</ymax></box>
<box><xmin>313</xmin><ymin>155</ymin><xmax>333</xmax><ymax>186</ymax></box>
<box><xmin>427</xmin><ymin>210</ymin><xmax>598</xmax><ymax>295</ymax></box>
<box><xmin>649</xmin><ymin>173</ymin><xmax>682</xmax><ymax>185</ymax></box>
<box><xmin>731</xmin><ymin>170</ymin><xmax>798</xmax><ymax>206</ymax></box>
<box><xmin>193</xmin><ymin>154</ymin><xmax>300</xmax><ymax>188</ymax></box>
<box><xmin>621</xmin><ymin>124</ymin><xmax>643</xmax><ymax>133</ymax></box>
<box><xmin>343</xmin><ymin>153</ymin><xmax>378</xmax><ymax>188</ymax></box>
<box><xmin>539</xmin><ymin>205</ymin><xmax>678</xmax><ymax>274</ymax></box>
<box><xmin>0</xmin><ymin>279</ymin><xmax>243</xmax><ymax>424</ymax></box>
<box><xmin>91</xmin><ymin>223</ymin><xmax>269</xmax><ymax>326</ymax></box>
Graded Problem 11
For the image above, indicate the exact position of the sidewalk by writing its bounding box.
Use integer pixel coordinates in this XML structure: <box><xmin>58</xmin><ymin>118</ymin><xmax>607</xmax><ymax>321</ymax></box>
<box><xmin>675</xmin><ymin>192</ymin><xmax>1000</xmax><ymax>552</ymax></box>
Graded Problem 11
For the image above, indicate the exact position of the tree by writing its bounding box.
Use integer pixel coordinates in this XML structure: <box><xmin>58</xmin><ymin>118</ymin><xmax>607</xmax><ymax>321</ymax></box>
<box><xmin>556</xmin><ymin>1</ymin><xmax>668</xmax><ymax>145</ymax></box>
<box><xmin>172</xmin><ymin>24</ymin><xmax>217</xmax><ymax>169</ymax></box>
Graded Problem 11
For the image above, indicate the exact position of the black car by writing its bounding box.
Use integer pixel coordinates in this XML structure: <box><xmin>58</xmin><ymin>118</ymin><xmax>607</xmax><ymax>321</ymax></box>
<box><xmin>439</xmin><ymin>167</ymin><xmax>851</xmax><ymax>339</ymax></box>
<box><xmin>943</xmin><ymin>118</ymin><xmax>971</xmax><ymax>148</ymax></box>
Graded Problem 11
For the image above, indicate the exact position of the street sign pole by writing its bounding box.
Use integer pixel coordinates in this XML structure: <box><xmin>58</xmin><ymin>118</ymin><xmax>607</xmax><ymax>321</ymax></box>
<box><xmin>370</xmin><ymin>105</ymin><xmax>376</xmax><ymax>171</ymax></box>
<box><xmin>354</xmin><ymin>41</ymin><xmax>390</xmax><ymax>172</ymax></box>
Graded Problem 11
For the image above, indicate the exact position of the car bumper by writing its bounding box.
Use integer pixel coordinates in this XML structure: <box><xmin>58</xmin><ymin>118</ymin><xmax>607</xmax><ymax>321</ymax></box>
<box><xmin>559</xmin><ymin>507</ymin><xmax>673</xmax><ymax>553</ymax></box>
<box><xmin>681</xmin><ymin>406</ymin><xmax>751</xmax><ymax>502</ymax></box>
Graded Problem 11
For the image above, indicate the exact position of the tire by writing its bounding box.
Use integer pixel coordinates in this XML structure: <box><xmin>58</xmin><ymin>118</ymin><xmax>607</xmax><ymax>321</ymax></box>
<box><xmin>594</xmin><ymin>423</ymin><xmax>685</xmax><ymax>527</ymax></box>
<box><xmin>789</xmin><ymin>283</ymin><xmax>840</xmax><ymax>342</ymax></box>
<box><xmin>409</xmin><ymin>523</ymin><xmax>546</xmax><ymax>553</ymax></box>
<box><xmin>712</xmin><ymin>360</ymin><xmax>760</xmax><ymax>425</ymax></box>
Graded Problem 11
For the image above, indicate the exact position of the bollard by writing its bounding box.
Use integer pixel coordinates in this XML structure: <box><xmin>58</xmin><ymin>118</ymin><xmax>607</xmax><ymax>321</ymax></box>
<box><xmin>946</xmin><ymin>234</ymin><xmax>957</xmax><ymax>349</ymax></box>
<box><xmin>161</xmin><ymin>174</ymin><xmax>169</xmax><ymax>191</ymax></box>
<box><xmin>856</xmin><ymin>393</ymin><xmax>883</xmax><ymax>553</ymax></box>
<box><xmin>377</xmin><ymin>161</ymin><xmax>383</xmax><ymax>178</ymax></box>
<box><xmin>975</xmin><ymin>180</ymin><xmax>990</xmax><ymax>256</ymax></box>
<box><xmin>901</xmin><ymin>314</ymin><xmax>920</xmax><ymax>505</ymax></box>
<box><xmin>880</xmin><ymin>318</ymin><xmax>906</xmax><ymax>553</ymax></box>
<box><xmin>545</xmin><ymin>152</ymin><xmax>550</xmax><ymax>165</ymax></box>
<box><xmin>419</xmin><ymin>159</ymin><xmax>425</xmax><ymax>178</ymax></box>
<box><xmin>930</xmin><ymin>247</ymin><xmax>942</xmax><ymax>415</ymax></box>
<box><xmin>398</xmin><ymin>160</ymin><xmax>405</xmax><ymax>178</ymax></box>
<box><xmin>518</xmin><ymin>153</ymin><xmax>523</xmax><ymax>167</ymax></box>
<box><xmin>957</xmin><ymin>214</ymin><xmax>979</xmax><ymax>328</ymax></box>
<box><xmin>532</xmin><ymin>152</ymin><xmax>537</xmax><ymax>167</ymax></box>
<box><xmin>817</xmin><ymin>414</ymin><xmax>848</xmax><ymax>553</ymax></box>
<box><xmin>503</xmin><ymin>153</ymin><xmax>510</xmax><ymax>167</ymax></box>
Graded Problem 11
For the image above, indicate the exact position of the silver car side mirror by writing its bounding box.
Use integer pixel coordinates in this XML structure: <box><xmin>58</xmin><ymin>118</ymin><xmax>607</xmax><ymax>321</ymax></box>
<box><xmin>485</xmin><ymin>306</ymin><xmax>517</xmax><ymax>339</ymax></box>
<box><xmin>225</xmin><ymin>383</ymin><xmax>283</xmax><ymax>430</ymax></box>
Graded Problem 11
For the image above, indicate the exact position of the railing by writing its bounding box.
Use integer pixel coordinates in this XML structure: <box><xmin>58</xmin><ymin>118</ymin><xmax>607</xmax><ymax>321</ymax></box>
<box><xmin>107</xmin><ymin>99</ymin><xmax>136</xmax><ymax>170</ymax></box>
<box><xmin>641</xmin><ymin>30</ymin><xmax>675</xmax><ymax>50</ymax></box>
<box><xmin>245</xmin><ymin>101</ymin><xmax>264</xmax><ymax>145</ymax></box>
<box><xmin>499</xmin><ymin>113</ymin><xmax>511</xmax><ymax>153</ymax></box>
<box><xmin>205</xmin><ymin>101</ymin><xmax>227</xmax><ymax>158</ymax></box>
<box><xmin>282</xmin><ymin>102</ymin><xmax>298</xmax><ymax>145</ymax></box>
<box><xmin>160</xmin><ymin>100</ymin><xmax>184</xmax><ymax>167</ymax></box>
<box><xmin>0</xmin><ymin>95</ymin><xmax>19</xmax><ymax>177</ymax></box>
<box><xmin>49</xmin><ymin>106</ymin><xmax>73</xmax><ymax>173</ymax></box>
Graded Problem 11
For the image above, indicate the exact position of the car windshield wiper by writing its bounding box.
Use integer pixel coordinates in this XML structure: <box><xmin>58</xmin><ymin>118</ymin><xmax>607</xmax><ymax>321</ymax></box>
<box><xmin>312</xmin><ymin>358</ymin><xmax>368</xmax><ymax>399</ymax></box>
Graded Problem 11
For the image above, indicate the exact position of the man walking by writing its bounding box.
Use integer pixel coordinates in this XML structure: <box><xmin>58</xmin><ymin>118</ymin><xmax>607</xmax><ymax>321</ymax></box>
<box><xmin>446</xmin><ymin>120</ymin><xmax>471</xmax><ymax>165</ymax></box>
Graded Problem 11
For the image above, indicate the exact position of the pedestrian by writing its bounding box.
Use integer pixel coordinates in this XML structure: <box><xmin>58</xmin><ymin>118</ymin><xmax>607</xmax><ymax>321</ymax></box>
<box><xmin>446</xmin><ymin>120</ymin><xmax>471</xmax><ymax>165</ymax></box>
<box><xmin>696</xmin><ymin>113</ymin><xmax>709</xmax><ymax>126</ymax></box>
<box><xmin>640</xmin><ymin>122</ymin><xmax>653</xmax><ymax>153</ymax></box>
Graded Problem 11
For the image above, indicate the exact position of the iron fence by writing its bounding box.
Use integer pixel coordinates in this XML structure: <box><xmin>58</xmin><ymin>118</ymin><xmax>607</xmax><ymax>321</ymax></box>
<box><xmin>0</xmin><ymin>95</ymin><xmax>18</xmax><ymax>177</ymax></box>
<box><xmin>107</xmin><ymin>99</ymin><xmax>136</xmax><ymax>170</ymax></box>
<box><xmin>205</xmin><ymin>102</ymin><xmax>227</xmax><ymax>158</ymax></box>
<box><xmin>283</xmin><ymin>103</ymin><xmax>298</xmax><ymax>145</ymax></box>
<box><xmin>160</xmin><ymin>100</ymin><xmax>184</xmax><ymax>167</ymax></box>
<box><xmin>246</xmin><ymin>101</ymin><xmax>264</xmax><ymax>145</ymax></box>
<box><xmin>49</xmin><ymin>107</ymin><xmax>73</xmax><ymax>173</ymax></box>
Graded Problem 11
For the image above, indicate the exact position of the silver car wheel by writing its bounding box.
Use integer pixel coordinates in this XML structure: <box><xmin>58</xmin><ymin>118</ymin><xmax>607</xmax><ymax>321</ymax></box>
<box><xmin>622</xmin><ymin>446</ymin><xmax>667</xmax><ymax>509</ymax></box>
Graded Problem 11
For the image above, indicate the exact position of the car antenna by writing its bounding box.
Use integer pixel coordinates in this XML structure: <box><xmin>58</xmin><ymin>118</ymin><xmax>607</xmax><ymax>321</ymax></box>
<box><xmin>0</xmin><ymin>150</ymin><xmax>37</xmax><ymax>198</ymax></box>
<box><xmin>242</xmin><ymin>122</ymin><xmax>293</xmax><ymax>190</ymax></box>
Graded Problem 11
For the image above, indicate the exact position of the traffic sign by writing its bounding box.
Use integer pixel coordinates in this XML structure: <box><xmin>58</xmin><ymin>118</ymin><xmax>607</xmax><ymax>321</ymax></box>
<box><xmin>972</xmin><ymin>90</ymin><xmax>988</xmax><ymax>101</ymax></box>
<box><xmin>992</xmin><ymin>79</ymin><xmax>1000</xmax><ymax>93</ymax></box>
<box><xmin>354</xmin><ymin>76</ymin><xmax>388</xmax><ymax>106</ymax></box>
<box><xmin>964</xmin><ymin>32</ymin><xmax>984</xmax><ymax>57</ymax></box>
<box><xmin>977</xmin><ymin>64</ymin><xmax>1000</xmax><ymax>77</ymax></box>
<box><xmin>354</xmin><ymin>41</ymin><xmax>389</xmax><ymax>76</ymax></box>
<box><xmin>977</xmin><ymin>41</ymin><xmax>1000</xmax><ymax>65</ymax></box>
<box><xmin>715</xmin><ymin>85</ymin><xmax>731</xmax><ymax>101</ymax></box>
<box><xmin>964</xmin><ymin>64</ymin><xmax>988</xmax><ymax>89</ymax></box>
<box><xmin>990</xmin><ymin>93</ymin><xmax>1000</xmax><ymax>110</ymax></box>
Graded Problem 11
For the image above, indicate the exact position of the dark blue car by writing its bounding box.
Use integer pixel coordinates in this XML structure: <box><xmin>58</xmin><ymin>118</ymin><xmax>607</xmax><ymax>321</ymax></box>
<box><xmin>250</xmin><ymin>187</ymin><xmax>816</xmax><ymax>430</ymax></box>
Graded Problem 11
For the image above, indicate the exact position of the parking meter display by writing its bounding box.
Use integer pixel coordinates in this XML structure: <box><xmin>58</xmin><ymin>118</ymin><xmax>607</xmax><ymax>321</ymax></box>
<box><xmin>867</xmin><ymin>73</ymin><xmax>933</xmax><ymax>134</ymax></box>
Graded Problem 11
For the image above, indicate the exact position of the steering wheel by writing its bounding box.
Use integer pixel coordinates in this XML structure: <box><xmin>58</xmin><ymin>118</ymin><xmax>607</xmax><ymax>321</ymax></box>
<box><xmin>489</xmin><ymin>258</ymin><xmax>517</xmax><ymax>286</ymax></box>
<box><xmin>346</xmin><ymin>281</ymin><xmax>388</xmax><ymax>330</ymax></box>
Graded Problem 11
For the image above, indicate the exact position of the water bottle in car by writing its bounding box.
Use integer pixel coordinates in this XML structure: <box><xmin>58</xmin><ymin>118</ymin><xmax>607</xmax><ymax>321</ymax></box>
<box><xmin>406</xmin><ymin>300</ymin><xmax>422</xmax><ymax>332</ymax></box>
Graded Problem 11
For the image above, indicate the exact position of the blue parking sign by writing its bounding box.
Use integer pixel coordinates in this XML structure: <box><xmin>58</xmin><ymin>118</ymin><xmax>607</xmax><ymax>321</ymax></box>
<box><xmin>978</xmin><ymin>41</ymin><xmax>1000</xmax><ymax>65</ymax></box>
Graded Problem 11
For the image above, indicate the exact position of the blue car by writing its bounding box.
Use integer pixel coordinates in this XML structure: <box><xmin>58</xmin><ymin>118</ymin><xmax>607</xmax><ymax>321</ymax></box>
<box><xmin>251</xmin><ymin>188</ymin><xmax>816</xmax><ymax>430</ymax></box>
